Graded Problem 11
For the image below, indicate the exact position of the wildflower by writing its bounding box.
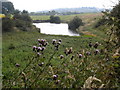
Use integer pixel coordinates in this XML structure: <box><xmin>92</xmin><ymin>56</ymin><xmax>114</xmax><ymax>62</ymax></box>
<box><xmin>41</xmin><ymin>39</ymin><xmax>46</xmax><ymax>45</ymax></box>
<box><xmin>94</xmin><ymin>42</ymin><xmax>99</xmax><ymax>48</ymax></box>
<box><xmin>55</xmin><ymin>44</ymin><xmax>59</xmax><ymax>50</ymax></box>
<box><xmin>71</xmin><ymin>55</ymin><xmax>74</xmax><ymax>60</ymax></box>
<box><xmin>64</xmin><ymin>64</ymin><xmax>67</xmax><ymax>66</ymax></box>
<box><xmin>52</xmin><ymin>39</ymin><xmax>56</xmax><ymax>45</ymax></box>
<box><xmin>37</xmin><ymin>52</ymin><xmax>41</xmax><ymax>57</ymax></box>
<box><xmin>64</xmin><ymin>48</ymin><xmax>69</xmax><ymax>56</ymax></box>
<box><xmin>86</xmin><ymin>51</ymin><xmax>91</xmax><ymax>55</ymax></box>
<box><xmin>57</xmin><ymin>42</ymin><xmax>61</xmax><ymax>45</ymax></box>
<box><xmin>38</xmin><ymin>39</ymin><xmax>41</xmax><ymax>42</ymax></box>
<box><xmin>38</xmin><ymin>62</ymin><xmax>44</xmax><ymax>66</ymax></box>
<box><xmin>43</xmin><ymin>42</ymin><xmax>48</xmax><ymax>47</ymax></box>
<box><xmin>38</xmin><ymin>43</ymin><xmax>42</xmax><ymax>47</ymax></box>
<box><xmin>59</xmin><ymin>39</ymin><xmax>62</xmax><ymax>42</ymax></box>
<box><xmin>89</xmin><ymin>42</ymin><xmax>92</xmax><ymax>48</ymax></box>
<box><xmin>37</xmin><ymin>47</ymin><xmax>42</xmax><ymax>52</ymax></box>
<box><xmin>32</xmin><ymin>46</ymin><xmax>37</xmax><ymax>51</ymax></box>
<box><xmin>55</xmin><ymin>80</ymin><xmax>60</xmax><ymax>84</ymax></box>
<box><xmin>41</xmin><ymin>47</ymin><xmax>46</xmax><ymax>51</ymax></box>
<box><xmin>60</xmin><ymin>55</ymin><xmax>64</xmax><ymax>59</ymax></box>
<box><xmin>78</xmin><ymin>54</ymin><xmax>82</xmax><ymax>58</ymax></box>
<box><xmin>68</xmin><ymin>47</ymin><xmax>73</xmax><ymax>54</ymax></box>
<box><xmin>53</xmin><ymin>75</ymin><xmax>58</xmax><ymax>80</ymax></box>
<box><xmin>15</xmin><ymin>63</ymin><xmax>20</xmax><ymax>67</ymax></box>
<box><xmin>94</xmin><ymin>49</ymin><xmax>100</xmax><ymax>55</ymax></box>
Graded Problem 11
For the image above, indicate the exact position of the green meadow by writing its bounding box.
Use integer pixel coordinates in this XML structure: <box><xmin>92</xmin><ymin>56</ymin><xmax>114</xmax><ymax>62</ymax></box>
<box><xmin>2</xmin><ymin>13</ymin><xmax>118</xmax><ymax>88</ymax></box>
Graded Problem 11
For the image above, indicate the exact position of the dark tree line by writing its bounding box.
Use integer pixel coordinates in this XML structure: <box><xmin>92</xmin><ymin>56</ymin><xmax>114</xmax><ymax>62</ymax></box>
<box><xmin>2</xmin><ymin>1</ymin><xmax>32</xmax><ymax>32</ymax></box>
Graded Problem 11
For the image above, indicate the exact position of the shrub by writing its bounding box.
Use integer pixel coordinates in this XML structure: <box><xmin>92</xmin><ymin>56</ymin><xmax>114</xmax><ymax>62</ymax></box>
<box><xmin>50</xmin><ymin>15</ymin><xmax>61</xmax><ymax>24</ymax></box>
<box><xmin>68</xmin><ymin>16</ymin><xmax>84</xmax><ymax>30</ymax></box>
<box><xmin>2</xmin><ymin>17</ymin><xmax>14</xmax><ymax>32</ymax></box>
<box><xmin>13</xmin><ymin>10</ymin><xmax>32</xmax><ymax>31</ymax></box>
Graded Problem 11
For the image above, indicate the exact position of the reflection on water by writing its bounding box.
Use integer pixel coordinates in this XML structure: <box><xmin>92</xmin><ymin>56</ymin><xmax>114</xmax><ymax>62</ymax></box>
<box><xmin>33</xmin><ymin>23</ymin><xmax>80</xmax><ymax>36</ymax></box>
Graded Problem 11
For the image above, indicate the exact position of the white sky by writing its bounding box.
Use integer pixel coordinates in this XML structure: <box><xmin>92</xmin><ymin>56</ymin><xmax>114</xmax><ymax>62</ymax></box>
<box><xmin>8</xmin><ymin>0</ymin><xmax>119</xmax><ymax>12</ymax></box>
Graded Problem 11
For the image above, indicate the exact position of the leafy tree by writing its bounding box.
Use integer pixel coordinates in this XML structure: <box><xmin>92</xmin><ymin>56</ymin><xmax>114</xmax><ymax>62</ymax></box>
<box><xmin>68</xmin><ymin>16</ymin><xmax>84</xmax><ymax>30</ymax></box>
<box><xmin>2</xmin><ymin>2</ymin><xmax>14</xmax><ymax>15</ymax></box>
<box><xmin>50</xmin><ymin>15</ymin><xmax>61</xmax><ymax>24</ymax></box>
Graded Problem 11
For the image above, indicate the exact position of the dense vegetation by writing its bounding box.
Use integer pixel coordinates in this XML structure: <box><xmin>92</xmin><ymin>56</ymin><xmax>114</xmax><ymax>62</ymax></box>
<box><xmin>2</xmin><ymin>1</ymin><xmax>34</xmax><ymax>32</ymax></box>
<box><xmin>2</xmin><ymin>1</ymin><xmax>14</xmax><ymax>15</ymax></box>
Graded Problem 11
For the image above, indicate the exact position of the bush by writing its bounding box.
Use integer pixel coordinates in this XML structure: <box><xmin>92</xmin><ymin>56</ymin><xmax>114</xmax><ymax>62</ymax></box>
<box><xmin>94</xmin><ymin>18</ymin><xmax>107</xmax><ymax>28</ymax></box>
<box><xmin>68</xmin><ymin>16</ymin><xmax>84</xmax><ymax>30</ymax></box>
<box><xmin>13</xmin><ymin>10</ymin><xmax>32</xmax><ymax>31</ymax></box>
<box><xmin>50</xmin><ymin>15</ymin><xmax>61</xmax><ymax>24</ymax></box>
<box><xmin>2</xmin><ymin>17</ymin><xmax>14</xmax><ymax>32</ymax></box>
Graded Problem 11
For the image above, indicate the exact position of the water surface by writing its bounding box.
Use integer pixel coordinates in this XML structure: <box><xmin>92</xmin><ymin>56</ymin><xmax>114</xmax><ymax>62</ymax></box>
<box><xmin>33</xmin><ymin>23</ymin><xmax>80</xmax><ymax>36</ymax></box>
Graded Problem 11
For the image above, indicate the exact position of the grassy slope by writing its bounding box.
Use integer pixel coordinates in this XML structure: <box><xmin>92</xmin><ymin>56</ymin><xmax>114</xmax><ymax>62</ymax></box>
<box><xmin>2</xmin><ymin>13</ymin><xmax>116</xmax><ymax>88</ymax></box>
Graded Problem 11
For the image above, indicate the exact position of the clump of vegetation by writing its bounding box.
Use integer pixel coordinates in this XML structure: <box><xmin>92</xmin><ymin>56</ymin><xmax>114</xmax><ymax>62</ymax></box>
<box><xmin>68</xmin><ymin>16</ymin><xmax>84</xmax><ymax>31</ymax></box>
<box><xmin>2</xmin><ymin>1</ymin><xmax>34</xmax><ymax>32</ymax></box>
<box><xmin>94</xmin><ymin>1</ymin><xmax>120</xmax><ymax>87</ymax></box>
<box><xmin>50</xmin><ymin>15</ymin><xmax>61</xmax><ymax>24</ymax></box>
<box><xmin>2</xmin><ymin>16</ymin><xmax>14</xmax><ymax>32</ymax></box>
<box><xmin>13</xmin><ymin>10</ymin><xmax>32</xmax><ymax>31</ymax></box>
<box><xmin>2</xmin><ymin>1</ymin><xmax>15</xmax><ymax>15</ymax></box>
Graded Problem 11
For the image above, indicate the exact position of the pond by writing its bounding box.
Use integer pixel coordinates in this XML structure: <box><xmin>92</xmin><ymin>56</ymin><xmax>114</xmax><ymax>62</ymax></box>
<box><xmin>33</xmin><ymin>23</ymin><xmax>80</xmax><ymax>36</ymax></box>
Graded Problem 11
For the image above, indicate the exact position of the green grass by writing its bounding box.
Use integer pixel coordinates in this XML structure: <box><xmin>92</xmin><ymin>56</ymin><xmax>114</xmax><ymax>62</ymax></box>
<box><xmin>2</xmin><ymin>13</ymin><xmax>118</xmax><ymax>88</ymax></box>
<box><xmin>30</xmin><ymin>13</ymin><xmax>102</xmax><ymax>22</ymax></box>
<box><xmin>2</xmin><ymin>30</ymin><xmax>117</xmax><ymax>88</ymax></box>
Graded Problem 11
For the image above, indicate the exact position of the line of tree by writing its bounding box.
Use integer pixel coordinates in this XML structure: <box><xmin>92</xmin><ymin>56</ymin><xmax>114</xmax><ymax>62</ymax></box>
<box><xmin>2</xmin><ymin>1</ymin><xmax>33</xmax><ymax>32</ymax></box>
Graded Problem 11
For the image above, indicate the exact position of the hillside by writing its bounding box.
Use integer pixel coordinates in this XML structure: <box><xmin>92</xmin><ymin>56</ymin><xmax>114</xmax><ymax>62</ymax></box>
<box><xmin>52</xmin><ymin>7</ymin><xmax>105</xmax><ymax>13</ymax></box>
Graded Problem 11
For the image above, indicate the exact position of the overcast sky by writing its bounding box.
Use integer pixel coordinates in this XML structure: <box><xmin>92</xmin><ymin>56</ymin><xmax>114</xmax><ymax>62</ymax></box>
<box><xmin>8</xmin><ymin>0</ymin><xmax>119</xmax><ymax>12</ymax></box>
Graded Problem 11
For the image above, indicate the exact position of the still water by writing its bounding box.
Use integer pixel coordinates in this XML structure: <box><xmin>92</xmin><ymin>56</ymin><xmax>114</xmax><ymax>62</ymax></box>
<box><xmin>33</xmin><ymin>23</ymin><xmax>80</xmax><ymax>36</ymax></box>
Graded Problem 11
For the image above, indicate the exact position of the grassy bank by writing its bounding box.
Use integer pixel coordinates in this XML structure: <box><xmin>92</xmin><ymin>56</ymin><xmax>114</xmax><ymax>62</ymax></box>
<box><xmin>2</xmin><ymin>13</ymin><xmax>118</xmax><ymax>88</ymax></box>
<box><xmin>2</xmin><ymin>30</ymin><xmax>116</xmax><ymax>88</ymax></box>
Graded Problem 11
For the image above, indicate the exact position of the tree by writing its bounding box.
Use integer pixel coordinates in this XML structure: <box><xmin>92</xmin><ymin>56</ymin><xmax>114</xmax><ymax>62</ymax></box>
<box><xmin>68</xmin><ymin>16</ymin><xmax>84</xmax><ymax>30</ymax></box>
<box><xmin>50</xmin><ymin>15</ymin><xmax>61</xmax><ymax>24</ymax></box>
<box><xmin>2</xmin><ymin>2</ymin><xmax>14</xmax><ymax>15</ymax></box>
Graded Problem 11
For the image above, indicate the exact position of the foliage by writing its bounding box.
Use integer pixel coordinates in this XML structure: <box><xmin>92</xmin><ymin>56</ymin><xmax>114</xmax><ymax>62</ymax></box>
<box><xmin>2</xmin><ymin>16</ymin><xmax>14</xmax><ymax>32</ymax></box>
<box><xmin>50</xmin><ymin>15</ymin><xmax>61</xmax><ymax>24</ymax></box>
<box><xmin>2</xmin><ymin>2</ymin><xmax>14</xmax><ymax>15</ymax></box>
<box><xmin>94</xmin><ymin>17</ymin><xmax>107</xmax><ymax>28</ymax></box>
<box><xmin>111</xmin><ymin>1</ymin><xmax>120</xmax><ymax>19</ymax></box>
<box><xmin>97</xmin><ymin>1</ymin><xmax>120</xmax><ymax>87</ymax></box>
<box><xmin>68</xmin><ymin>16</ymin><xmax>84</xmax><ymax>30</ymax></box>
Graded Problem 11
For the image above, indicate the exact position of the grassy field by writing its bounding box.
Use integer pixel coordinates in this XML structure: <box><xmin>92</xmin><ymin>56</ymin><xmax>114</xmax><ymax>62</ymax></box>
<box><xmin>30</xmin><ymin>13</ymin><xmax>103</xmax><ymax>22</ymax></box>
<box><xmin>2</xmin><ymin>13</ymin><xmax>118</xmax><ymax>88</ymax></box>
